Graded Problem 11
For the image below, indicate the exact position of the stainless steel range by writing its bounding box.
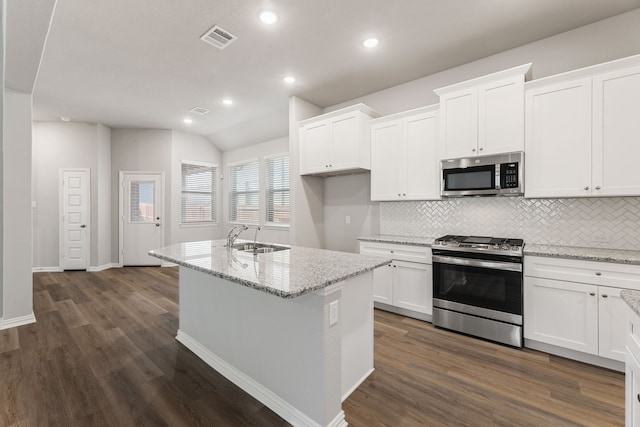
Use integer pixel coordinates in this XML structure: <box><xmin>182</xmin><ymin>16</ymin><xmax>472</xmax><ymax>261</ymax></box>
<box><xmin>432</xmin><ymin>235</ymin><xmax>524</xmax><ymax>347</ymax></box>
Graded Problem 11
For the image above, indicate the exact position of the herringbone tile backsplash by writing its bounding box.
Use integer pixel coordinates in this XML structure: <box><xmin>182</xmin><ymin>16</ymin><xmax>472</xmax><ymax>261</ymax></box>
<box><xmin>380</xmin><ymin>197</ymin><xmax>640</xmax><ymax>250</ymax></box>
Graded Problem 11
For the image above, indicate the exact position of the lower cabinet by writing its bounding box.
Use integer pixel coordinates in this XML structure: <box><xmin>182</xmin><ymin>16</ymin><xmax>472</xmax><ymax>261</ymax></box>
<box><xmin>626</xmin><ymin>303</ymin><xmax>640</xmax><ymax>427</ymax></box>
<box><xmin>525</xmin><ymin>255</ymin><xmax>640</xmax><ymax>365</ymax></box>
<box><xmin>359</xmin><ymin>241</ymin><xmax>432</xmax><ymax>321</ymax></box>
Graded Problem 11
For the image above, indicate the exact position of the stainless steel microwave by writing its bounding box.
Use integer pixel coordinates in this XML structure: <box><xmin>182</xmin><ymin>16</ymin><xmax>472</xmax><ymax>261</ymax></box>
<box><xmin>441</xmin><ymin>152</ymin><xmax>523</xmax><ymax>197</ymax></box>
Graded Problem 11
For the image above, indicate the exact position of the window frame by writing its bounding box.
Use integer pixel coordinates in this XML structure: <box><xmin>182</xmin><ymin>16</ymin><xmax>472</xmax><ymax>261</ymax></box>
<box><xmin>180</xmin><ymin>160</ymin><xmax>218</xmax><ymax>225</ymax></box>
<box><xmin>228</xmin><ymin>158</ymin><xmax>261</xmax><ymax>225</ymax></box>
<box><xmin>264</xmin><ymin>153</ymin><xmax>290</xmax><ymax>228</ymax></box>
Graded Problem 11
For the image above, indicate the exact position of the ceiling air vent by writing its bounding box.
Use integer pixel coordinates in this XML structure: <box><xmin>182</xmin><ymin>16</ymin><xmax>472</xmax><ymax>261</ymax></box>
<box><xmin>189</xmin><ymin>106</ymin><xmax>210</xmax><ymax>115</ymax></box>
<box><xmin>200</xmin><ymin>25</ymin><xmax>237</xmax><ymax>49</ymax></box>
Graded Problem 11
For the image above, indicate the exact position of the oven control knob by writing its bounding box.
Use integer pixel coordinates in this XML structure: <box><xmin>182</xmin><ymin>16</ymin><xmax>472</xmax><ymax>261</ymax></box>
<box><xmin>501</xmin><ymin>244</ymin><xmax>510</xmax><ymax>250</ymax></box>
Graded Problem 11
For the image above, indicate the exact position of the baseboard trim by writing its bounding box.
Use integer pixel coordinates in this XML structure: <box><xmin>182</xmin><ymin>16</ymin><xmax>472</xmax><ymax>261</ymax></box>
<box><xmin>342</xmin><ymin>367</ymin><xmax>373</xmax><ymax>403</ymax></box>
<box><xmin>32</xmin><ymin>266</ymin><xmax>63</xmax><ymax>273</ymax></box>
<box><xmin>0</xmin><ymin>313</ymin><xmax>36</xmax><ymax>330</ymax></box>
<box><xmin>176</xmin><ymin>329</ymin><xmax>344</xmax><ymax>427</ymax></box>
<box><xmin>525</xmin><ymin>339</ymin><xmax>624</xmax><ymax>372</ymax></box>
<box><xmin>88</xmin><ymin>263</ymin><xmax>120</xmax><ymax>272</ymax></box>
<box><xmin>162</xmin><ymin>262</ymin><xmax>178</xmax><ymax>267</ymax></box>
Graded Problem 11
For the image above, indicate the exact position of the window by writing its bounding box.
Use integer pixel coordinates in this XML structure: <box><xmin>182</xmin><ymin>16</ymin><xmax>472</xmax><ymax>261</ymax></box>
<box><xmin>181</xmin><ymin>161</ymin><xmax>217</xmax><ymax>223</ymax></box>
<box><xmin>130</xmin><ymin>181</ymin><xmax>155</xmax><ymax>222</ymax></box>
<box><xmin>265</xmin><ymin>155</ymin><xmax>290</xmax><ymax>225</ymax></box>
<box><xmin>229</xmin><ymin>160</ymin><xmax>260</xmax><ymax>223</ymax></box>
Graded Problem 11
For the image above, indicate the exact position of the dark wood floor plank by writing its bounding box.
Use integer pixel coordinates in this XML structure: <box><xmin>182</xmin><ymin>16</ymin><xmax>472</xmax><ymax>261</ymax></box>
<box><xmin>0</xmin><ymin>268</ymin><xmax>624</xmax><ymax>426</ymax></box>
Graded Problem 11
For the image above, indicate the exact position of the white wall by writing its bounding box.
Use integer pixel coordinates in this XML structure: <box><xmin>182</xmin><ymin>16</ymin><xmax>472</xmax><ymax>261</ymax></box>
<box><xmin>170</xmin><ymin>130</ymin><xmax>223</xmax><ymax>244</ymax></box>
<box><xmin>32</xmin><ymin>122</ymin><xmax>103</xmax><ymax>269</ymax></box>
<box><xmin>2</xmin><ymin>89</ymin><xmax>33</xmax><ymax>326</ymax></box>
<box><xmin>222</xmin><ymin>136</ymin><xmax>290</xmax><ymax>245</ymax></box>
<box><xmin>319</xmin><ymin>9</ymin><xmax>640</xmax><ymax>253</ymax></box>
<box><xmin>96</xmin><ymin>124</ymin><xmax>111</xmax><ymax>267</ymax></box>
<box><xmin>288</xmin><ymin>97</ymin><xmax>324</xmax><ymax>248</ymax></box>
<box><xmin>0</xmin><ymin>0</ymin><xmax>5</xmax><ymax>320</ymax></box>
<box><xmin>110</xmin><ymin>128</ymin><xmax>172</xmax><ymax>261</ymax></box>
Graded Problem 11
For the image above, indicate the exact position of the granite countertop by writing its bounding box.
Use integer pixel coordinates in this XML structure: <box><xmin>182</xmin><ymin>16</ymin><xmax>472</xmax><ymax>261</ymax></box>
<box><xmin>524</xmin><ymin>244</ymin><xmax>640</xmax><ymax>265</ymax></box>
<box><xmin>358</xmin><ymin>234</ymin><xmax>435</xmax><ymax>247</ymax></box>
<box><xmin>149</xmin><ymin>239</ymin><xmax>391</xmax><ymax>299</ymax></box>
<box><xmin>622</xmin><ymin>290</ymin><xmax>640</xmax><ymax>317</ymax></box>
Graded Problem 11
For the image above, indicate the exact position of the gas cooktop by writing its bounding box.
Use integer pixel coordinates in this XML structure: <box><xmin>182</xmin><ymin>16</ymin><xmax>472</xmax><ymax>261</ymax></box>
<box><xmin>433</xmin><ymin>235</ymin><xmax>524</xmax><ymax>256</ymax></box>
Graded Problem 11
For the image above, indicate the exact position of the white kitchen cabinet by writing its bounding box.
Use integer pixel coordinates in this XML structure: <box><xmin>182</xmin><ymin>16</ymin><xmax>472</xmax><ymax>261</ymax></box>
<box><xmin>626</xmin><ymin>302</ymin><xmax>640</xmax><ymax>427</ymax></box>
<box><xmin>359</xmin><ymin>241</ymin><xmax>432</xmax><ymax>320</ymax></box>
<box><xmin>525</xmin><ymin>55</ymin><xmax>640</xmax><ymax>198</ymax></box>
<box><xmin>525</xmin><ymin>255</ymin><xmax>640</xmax><ymax>364</ymax></box>
<box><xmin>370</xmin><ymin>106</ymin><xmax>440</xmax><ymax>201</ymax></box>
<box><xmin>524</xmin><ymin>276</ymin><xmax>599</xmax><ymax>354</ymax></box>
<box><xmin>435</xmin><ymin>63</ymin><xmax>531</xmax><ymax>160</ymax></box>
<box><xmin>626</xmin><ymin>347</ymin><xmax>640</xmax><ymax>427</ymax></box>
<box><xmin>299</xmin><ymin>103</ymin><xmax>379</xmax><ymax>176</ymax></box>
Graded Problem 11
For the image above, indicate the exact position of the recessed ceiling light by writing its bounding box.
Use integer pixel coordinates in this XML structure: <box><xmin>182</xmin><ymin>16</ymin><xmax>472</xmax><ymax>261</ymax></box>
<box><xmin>222</xmin><ymin>98</ymin><xmax>233</xmax><ymax>106</ymax></box>
<box><xmin>60</xmin><ymin>116</ymin><xmax>71</xmax><ymax>122</ymax></box>
<box><xmin>183</xmin><ymin>118</ymin><xmax>193</xmax><ymax>124</ymax></box>
<box><xmin>283</xmin><ymin>76</ymin><xmax>296</xmax><ymax>84</ymax></box>
<box><xmin>363</xmin><ymin>38</ymin><xmax>379</xmax><ymax>48</ymax></box>
<box><xmin>259</xmin><ymin>9</ymin><xmax>279</xmax><ymax>25</ymax></box>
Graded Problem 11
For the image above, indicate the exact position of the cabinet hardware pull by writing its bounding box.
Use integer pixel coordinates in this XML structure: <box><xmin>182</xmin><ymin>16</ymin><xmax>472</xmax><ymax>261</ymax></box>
<box><xmin>402</xmin><ymin>193</ymin><xmax>406</xmax><ymax>196</ymax></box>
<box><xmin>602</xmin><ymin>294</ymin><xmax>608</xmax><ymax>298</ymax></box>
<box><xmin>398</xmin><ymin>193</ymin><xmax>401</xmax><ymax>196</ymax></box>
<box><xmin>479</xmin><ymin>147</ymin><xmax>484</xmax><ymax>151</ymax></box>
<box><xmin>595</xmin><ymin>186</ymin><xmax>601</xmax><ymax>190</ymax></box>
<box><xmin>584</xmin><ymin>186</ymin><xmax>589</xmax><ymax>190</ymax></box>
<box><xmin>595</xmin><ymin>272</ymin><xmax>602</xmax><ymax>276</ymax></box>
<box><xmin>589</xmin><ymin>292</ymin><xmax>596</xmax><ymax>296</ymax></box>
<box><xmin>390</xmin><ymin>250</ymin><xmax>394</xmax><ymax>253</ymax></box>
<box><xmin>637</xmin><ymin>393</ymin><xmax>640</xmax><ymax>403</ymax></box>
<box><xmin>472</xmin><ymin>148</ymin><xmax>476</xmax><ymax>152</ymax></box>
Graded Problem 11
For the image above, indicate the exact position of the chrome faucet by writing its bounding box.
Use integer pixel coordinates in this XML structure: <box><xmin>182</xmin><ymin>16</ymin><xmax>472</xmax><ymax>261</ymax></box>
<box><xmin>252</xmin><ymin>226</ymin><xmax>261</xmax><ymax>254</ymax></box>
<box><xmin>226</xmin><ymin>224</ymin><xmax>248</xmax><ymax>248</ymax></box>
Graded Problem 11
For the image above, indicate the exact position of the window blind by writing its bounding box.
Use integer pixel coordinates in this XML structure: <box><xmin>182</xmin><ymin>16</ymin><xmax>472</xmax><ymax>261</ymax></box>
<box><xmin>181</xmin><ymin>162</ymin><xmax>217</xmax><ymax>223</ymax></box>
<box><xmin>229</xmin><ymin>160</ymin><xmax>260</xmax><ymax>223</ymax></box>
<box><xmin>265</xmin><ymin>155</ymin><xmax>290</xmax><ymax>224</ymax></box>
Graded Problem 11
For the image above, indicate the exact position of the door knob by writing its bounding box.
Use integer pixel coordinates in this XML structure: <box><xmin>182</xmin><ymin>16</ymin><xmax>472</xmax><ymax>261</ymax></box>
<box><xmin>589</xmin><ymin>292</ymin><xmax>596</xmax><ymax>296</ymax></box>
<box><xmin>80</xmin><ymin>224</ymin><xmax>86</xmax><ymax>228</ymax></box>
<box><xmin>155</xmin><ymin>223</ymin><xmax>161</xmax><ymax>227</ymax></box>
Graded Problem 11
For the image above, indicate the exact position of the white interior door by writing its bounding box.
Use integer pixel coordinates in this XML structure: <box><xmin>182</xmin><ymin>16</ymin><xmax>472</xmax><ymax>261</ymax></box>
<box><xmin>61</xmin><ymin>169</ymin><xmax>90</xmax><ymax>270</ymax></box>
<box><xmin>121</xmin><ymin>172</ymin><xmax>163</xmax><ymax>266</ymax></box>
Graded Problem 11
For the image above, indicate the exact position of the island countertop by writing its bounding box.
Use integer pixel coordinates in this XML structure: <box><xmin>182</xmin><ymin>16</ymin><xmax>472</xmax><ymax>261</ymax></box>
<box><xmin>149</xmin><ymin>240</ymin><xmax>391</xmax><ymax>299</ymax></box>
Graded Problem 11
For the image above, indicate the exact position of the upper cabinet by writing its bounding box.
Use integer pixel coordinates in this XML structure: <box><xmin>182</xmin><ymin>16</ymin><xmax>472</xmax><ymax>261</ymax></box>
<box><xmin>525</xmin><ymin>55</ymin><xmax>640</xmax><ymax>198</ymax></box>
<box><xmin>298</xmin><ymin>104</ymin><xmax>380</xmax><ymax>176</ymax></box>
<box><xmin>435</xmin><ymin>64</ymin><xmax>532</xmax><ymax>160</ymax></box>
<box><xmin>370</xmin><ymin>105</ymin><xmax>440</xmax><ymax>201</ymax></box>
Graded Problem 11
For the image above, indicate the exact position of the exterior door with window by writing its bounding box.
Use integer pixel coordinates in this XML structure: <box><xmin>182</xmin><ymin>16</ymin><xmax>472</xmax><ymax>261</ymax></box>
<box><xmin>120</xmin><ymin>172</ymin><xmax>163</xmax><ymax>266</ymax></box>
<box><xmin>61</xmin><ymin>169</ymin><xmax>90</xmax><ymax>270</ymax></box>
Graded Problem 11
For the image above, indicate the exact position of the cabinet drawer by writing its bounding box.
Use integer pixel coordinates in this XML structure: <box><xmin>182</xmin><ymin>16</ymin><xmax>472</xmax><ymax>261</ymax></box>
<box><xmin>525</xmin><ymin>256</ymin><xmax>640</xmax><ymax>290</ymax></box>
<box><xmin>359</xmin><ymin>241</ymin><xmax>431</xmax><ymax>264</ymax></box>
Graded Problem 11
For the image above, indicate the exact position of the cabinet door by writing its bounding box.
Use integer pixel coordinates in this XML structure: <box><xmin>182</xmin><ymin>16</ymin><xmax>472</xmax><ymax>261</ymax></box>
<box><xmin>593</xmin><ymin>66</ymin><xmax>640</xmax><ymax>196</ymax></box>
<box><xmin>627</xmin><ymin>349</ymin><xmax>640</xmax><ymax>427</ymax></box>
<box><xmin>478</xmin><ymin>75</ymin><xmax>525</xmax><ymax>155</ymax></box>
<box><xmin>524</xmin><ymin>79</ymin><xmax>592</xmax><ymax>197</ymax></box>
<box><xmin>371</xmin><ymin>121</ymin><xmax>403</xmax><ymax>201</ymax></box>
<box><xmin>300</xmin><ymin>122</ymin><xmax>331</xmax><ymax>175</ymax></box>
<box><xmin>405</xmin><ymin>112</ymin><xmax>440</xmax><ymax>200</ymax></box>
<box><xmin>372</xmin><ymin>263</ymin><xmax>393</xmax><ymax>304</ymax></box>
<box><xmin>599</xmin><ymin>287</ymin><xmax>627</xmax><ymax>362</ymax></box>
<box><xmin>393</xmin><ymin>260</ymin><xmax>430</xmax><ymax>315</ymax></box>
<box><xmin>524</xmin><ymin>277</ymin><xmax>598</xmax><ymax>354</ymax></box>
<box><xmin>330</xmin><ymin>114</ymin><xmax>359</xmax><ymax>171</ymax></box>
<box><xmin>439</xmin><ymin>88</ymin><xmax>478</xmax><ymax>159</ymax></box>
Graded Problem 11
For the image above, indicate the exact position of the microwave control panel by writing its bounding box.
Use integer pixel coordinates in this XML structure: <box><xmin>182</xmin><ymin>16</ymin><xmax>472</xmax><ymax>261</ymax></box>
<box><xmin>499</xmin><ymin>162</ymin><xmax>519</xmax><ymax>189</ymax></box>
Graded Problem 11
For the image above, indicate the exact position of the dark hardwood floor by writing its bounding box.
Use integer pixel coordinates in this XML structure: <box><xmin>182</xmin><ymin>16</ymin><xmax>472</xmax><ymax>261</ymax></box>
<box><xmin>0</xmin><ymin>267</ymin><xmax>624</xmax><ymax>426</ymax></box>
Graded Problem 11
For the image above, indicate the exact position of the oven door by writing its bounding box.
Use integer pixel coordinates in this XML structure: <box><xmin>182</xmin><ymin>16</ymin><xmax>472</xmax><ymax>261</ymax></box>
<box><xmin>432</xmin><ymin>252</ymin><xmax>523</xmax><ymax>323</ymax></box>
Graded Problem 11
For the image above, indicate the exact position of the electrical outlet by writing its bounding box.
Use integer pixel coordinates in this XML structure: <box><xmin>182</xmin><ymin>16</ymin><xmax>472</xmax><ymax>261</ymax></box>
<box><xmin>345</xmin><ymin>215</ymin><xmax>351</xmax><ymax>224</ymax></box>
<box><xmin>329</xmin><ymin>300</ymin><xmax>339</xmax><ymax>327</ymax></box>
<box><xmin>592</xmin><ymin>230</ymin><xmax>611</xmax><ymax>243</ymax></box>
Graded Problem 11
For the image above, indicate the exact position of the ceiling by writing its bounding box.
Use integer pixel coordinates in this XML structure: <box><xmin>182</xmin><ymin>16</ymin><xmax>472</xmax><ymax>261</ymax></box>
<box><xmin>10</xmin><ymin>0</ymin><xmax>640</xmax><ymax>151</ymax></box>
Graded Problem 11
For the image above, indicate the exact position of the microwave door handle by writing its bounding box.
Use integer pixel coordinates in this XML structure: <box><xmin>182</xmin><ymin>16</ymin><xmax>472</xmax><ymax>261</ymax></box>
<box><xmin>432</xmin><ymin>255</ymin><xmax>522</xmax><ymax>273</ymax></box>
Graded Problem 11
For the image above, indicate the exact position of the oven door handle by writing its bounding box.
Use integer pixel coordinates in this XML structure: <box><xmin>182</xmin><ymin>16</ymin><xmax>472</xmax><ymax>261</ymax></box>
<box><xmin>432</xmin><ymin>255</ymin><xmax>522</xmax><ymax>272</ymax></box>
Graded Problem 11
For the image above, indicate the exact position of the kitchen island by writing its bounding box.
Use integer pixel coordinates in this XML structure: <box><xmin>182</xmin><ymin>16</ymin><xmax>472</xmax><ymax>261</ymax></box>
<box><xmin>149</xmin><ymin>240</ymin><xmax>390</xmax><ymax>427</ymax></box>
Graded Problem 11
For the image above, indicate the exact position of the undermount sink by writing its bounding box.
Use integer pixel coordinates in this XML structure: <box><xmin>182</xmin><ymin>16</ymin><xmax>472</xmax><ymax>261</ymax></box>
<box><xmin>232</xmin><ymin>242</ymin><xmax>289</xmax><ymax>254</ymax></box>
